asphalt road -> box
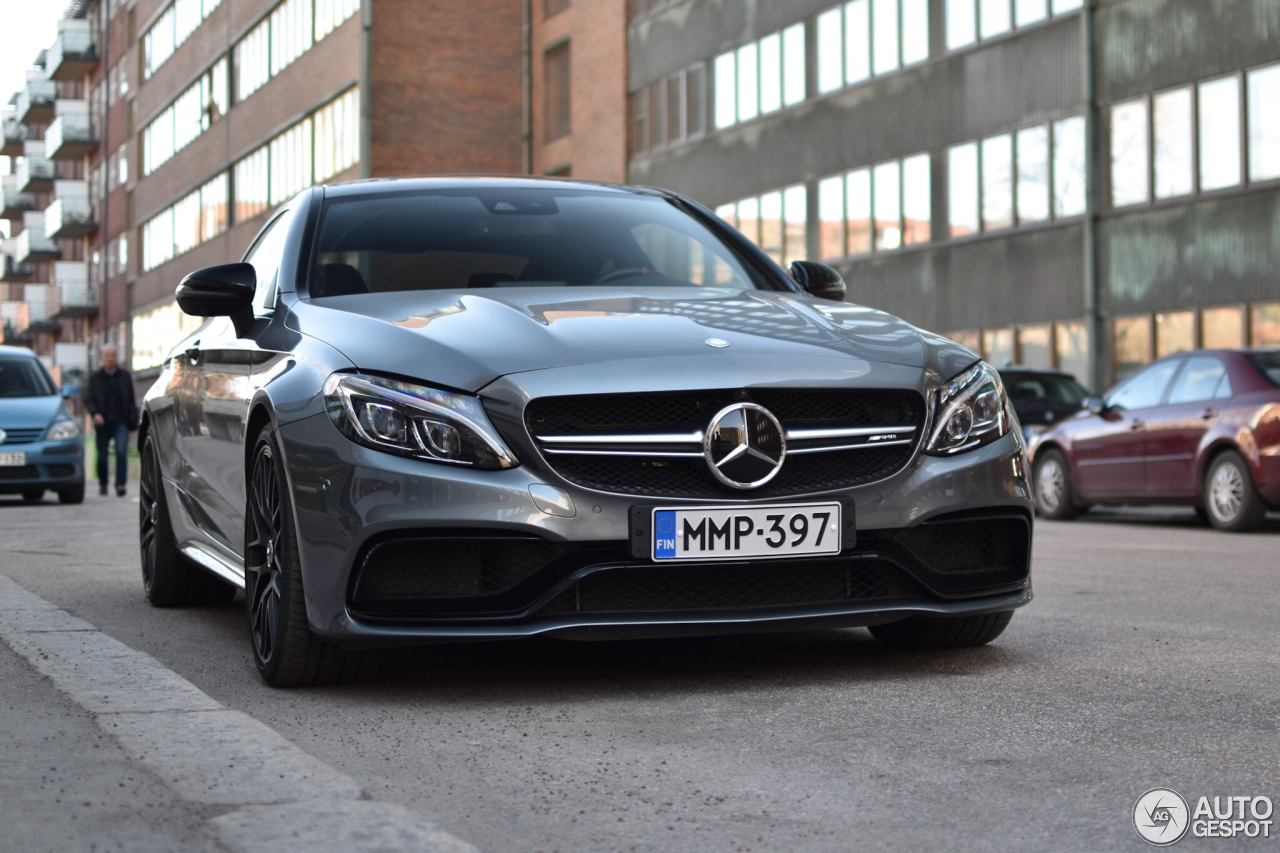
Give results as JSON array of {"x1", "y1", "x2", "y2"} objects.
[{"x1": 2, "y1": 487, "x2": 1278, "y2": 851}]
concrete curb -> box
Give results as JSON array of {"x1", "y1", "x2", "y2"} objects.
[{"x1": 0, "y1": 572, "x2": 479, "y2": 852}]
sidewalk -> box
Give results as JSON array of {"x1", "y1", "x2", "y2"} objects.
[{"x1": 0, "y1": 640, "x2": 217, "y2": 852}]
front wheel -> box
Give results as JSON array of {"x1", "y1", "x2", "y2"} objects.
[
  {"x1": 870, "y1": 611, "x2": 1015, "y2": 650},
  {"x1": 21, "y1": 489, "x2": 43, "y2": 504},
  {"x1": 58, "y1": 483, "x2": 85, "y2": 504},
  {"x1": 245, "y1": 423, "x2": 362, "y2": 687},
  {"x1": 1204, "y1": 451, "x2": 1267, "y2": 532},
  {"x1": 1033, "y1": 449, "x2": 1078, "y2": 520}
]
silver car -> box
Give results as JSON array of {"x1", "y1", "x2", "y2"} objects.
[{"x1": 139, "y1": 178, "x2": 1033, "y2": 686}]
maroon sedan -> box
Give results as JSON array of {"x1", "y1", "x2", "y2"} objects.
[{"x1": 1032, "y1": 349, "x2": 1280, "y2": 531}]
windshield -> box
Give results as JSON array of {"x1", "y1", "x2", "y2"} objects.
[
  {"x1": 0, "y1": 356, "x2": 56, "y2": 398},
  {"x1": 1002, "y1": 372, "x2": 1088, "y2": 407},
  {"x1": 308, "y1": 188, "x2": 777, "y2": 297},
  {"x1": 1247, "y1": 351, "x2": 1280, "y2": 387}
]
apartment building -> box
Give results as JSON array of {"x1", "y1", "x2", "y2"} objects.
[
  {"x1": 628, "y1": 0, "x2": 1280, "y2": 388},
  {"x1": 1, "y1": 0, "x2": 631, "y2": 390}
]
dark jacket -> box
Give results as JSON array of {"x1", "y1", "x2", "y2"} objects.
[{"x1": 85, "y1": 367, "x2": 139, "y2": 431}]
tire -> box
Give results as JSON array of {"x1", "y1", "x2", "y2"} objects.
[
  {"x1": 245, "y1": 423, "x2": 362, "y2": 687},
  {"x1": 21, "y1": 489, "x2": 44, "y2": 504},
  {"x1": 58, "y1": 483, "x2": 85, "y2": 505},
  {"x1": 1203, "y1": 450, "x2": 1267, "y2": 533},
  {"x1": 870, "y1": 611, "x2": 1015, "y2": 650},
  {"x1": 139, "y1": 433, "x2": 237, "y2": 607},
  {"x1": 1033, "y1": 449, "x2": 1078, "y2": 520}
]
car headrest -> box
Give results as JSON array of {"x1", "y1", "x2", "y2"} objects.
[{"x1": 314, "y1": 263, "x2": 368, "y2": 297}]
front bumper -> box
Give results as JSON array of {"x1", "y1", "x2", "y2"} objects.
[
  {"x1": 0, "y1": 439, "x2": 83, "y2": 494},
  {"x1": 278, "y1": 412, "x2": 1033, "y2": 643}
]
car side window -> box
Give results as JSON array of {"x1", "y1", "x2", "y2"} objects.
[
  {"x1": 1107, "y1": 360, "x2": 1181, "y2": 411},
  {"x1": 245, "y1": 210, "x2": 293, "y2": 315},
  {"x1": 1168, "y1": 357, "x2": 1228, "y2": 405},
  {"x1": 1215, "y1": 373, "x2": 1233, "y2": 400}
]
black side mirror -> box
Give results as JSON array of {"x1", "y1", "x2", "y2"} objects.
[
  {"x1": 1083, "y1": 396, "x2": 1106, "y2": 415},
  {"x1": 788, "y1": 261, "x2": 846, "y2": 302},
  {"x1": 176, "y1": 263, "x2": 256, "y2": 336}
]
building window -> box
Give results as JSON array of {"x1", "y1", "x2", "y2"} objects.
[
  {"x1": 1248, "y1": 64, "x2": 1280, "y2": 182},
  {"x1": 1198, "y1": 75, "x2": 1241, "y2": 192},
  {"x1": 1252, "y1": 303, "x2": 1280, "y2": 346},
  {"x1": 1153, "y1": 87, "x2": 1193, "y2": 199},
  {"x1": 313, "y1": 87, "x2": 360, "y2": 183},
  {"x1": 1201, "y1": 305, "x2": 1244, "y2": 348},
  {"x1": 981, "y1": 134, "x2": 1013, "y2": 231},
  {"x1": 1155, "y1": 311, "x2": 1194, "y2": 358},
  {"x1": 143, "y1": 0, "x2": 223, "y2": 79},
  {"x1": 686, "y1": 64, "x2": 706, "y2": 139},
  {"x1": 232, "y1": 87, "x2": 360, "y2": 222},
  {"x1": 818, "y1": 0, "x2": 926, "y2": 96},
  {"x1": 819, "y1": 153, "x2": 930, "y2": 260},
  {"x1": 713, "y1": 23, "x2": 805, "y2": 130},
  {"x1": 1113, "y1": 315, "x2": 1152, "y2": 380},
  {"x1": 716, "y1": 185, "x2": 808, "y2": 266},
  {"x1": 1055, "y1": 321, "x2": 1088, "y2": 385},
  {"x1": 947, "y1": 0, "x2": 1079, "y2": 51},
  {"x1": 1016, "y1": 125, "x2": 1049, "y2": 223},
  {"x1": 235, "y1": 0, "x2": 360, "y2": 102},
  {"x1": 142, "y1": 171, "x2": 228, "y2": 272},
  {"x1": 1110, "y1": 98, "x2": 1149, "y2": 207},
  {"x1": 1053, "y1": 116, "x2": 1086, "y2": 217},
  {"x1": 545, "y1": 42, "x2": 571, "y2": 140},
  {"x1": 1017, "y1": 325, "x2": 1052, "y2": 369},
  {"x1": 948, "y1": 142, "x2": 979, "y2": 238},
  {"x1": 143, "y1": 56, "x2": 229, "y2": 176}
]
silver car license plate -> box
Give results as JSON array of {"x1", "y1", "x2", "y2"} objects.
[
  {"x1": 0, "y1": 451, "x2": 26, "y2": 466},
  {"x1": 651, "y1": 503, "x2": 843, "y2": 562}
]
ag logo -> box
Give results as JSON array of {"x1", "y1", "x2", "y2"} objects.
[{"x1": 1134, "y1": 788, "x2": 1190, "y2": 846}]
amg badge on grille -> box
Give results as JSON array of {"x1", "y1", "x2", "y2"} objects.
[{"x1": 704, "y1": 403, "x2": 785, "y2": 489}]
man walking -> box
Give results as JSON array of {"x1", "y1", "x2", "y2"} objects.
[{"x1": 84, "y1": 345, "x2": 138, "y2": 497}]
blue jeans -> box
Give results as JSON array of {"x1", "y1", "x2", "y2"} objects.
[{"x1": 96, "y1": 422, "x2": 129, "y2": 489}]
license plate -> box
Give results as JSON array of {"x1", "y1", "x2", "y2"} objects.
[
  {"x1": 650, "y1": 502, "x2": 843, "y2": 562},
  {"x1": 0, "y1": 451, "x2": 26, "y2": 467}
]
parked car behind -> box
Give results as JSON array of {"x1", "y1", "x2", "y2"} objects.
[
  {"x1": 998, "y1": 367, "x2": 1089, "y2": 441},
  {"x1": 0, "y1": 344, "x2": 86, "y2": 504},
  {"x1": 1032, "y1": 349, "x2": 1280, "y2": 531}
]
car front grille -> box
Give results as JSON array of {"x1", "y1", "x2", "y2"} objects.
[
  {"x1": 0, "y1": 427, "x2": 46, "y2": 444},
  {"x1": 0, "y1": 465, "x2": 40, "y2": 481},
  {"x1": 892, "y1": 516, "x2": 1028, "y2": 575},
  {"x1": 549, "y1": 558, "x2": 923, "y2": 614},
  {"x1": 524, "y1": 389, "x2": 924, "y2": 499}
]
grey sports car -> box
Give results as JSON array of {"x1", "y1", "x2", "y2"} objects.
[{"x1": 140, "y1": 177, "x2": 1033, "y2": 686}]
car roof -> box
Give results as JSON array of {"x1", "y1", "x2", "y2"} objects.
[
  {"x1": 320, "y1": 175, "x2": 674, "y2": 201},
  {"x1": 0, "y1": 344, "x2": 38, "y2": 358}
]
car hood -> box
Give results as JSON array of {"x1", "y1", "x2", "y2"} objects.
[
  {"x1": 291, "y1": 287, "x2": 977, "y2": 393},
  {"x1": 0, "y1": 395, "x2": 62, "y2": 429}
]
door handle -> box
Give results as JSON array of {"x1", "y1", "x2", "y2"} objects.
[
  {"x1": 1128, "y1": 419, "x2": 1144, "y2": 431},
  {"x1": 1201, "y1": 408, "x2": 1218, "y2": 420}
]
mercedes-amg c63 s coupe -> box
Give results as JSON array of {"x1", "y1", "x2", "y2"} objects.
[{"x1": 139, "y1": 178, "x2": 1034, "y2": 686}]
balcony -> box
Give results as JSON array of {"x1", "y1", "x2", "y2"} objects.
[
  {"x1": 0, "y1": 301, "x2": 26, "y2": 344},
  {"x1": 45, "y1": 20, "x2": 98, "y2": 82},
  {"x1": 45, "y1": 181, "x2": 97, "y2": 239},
  {"x1": 1, "y1": 175, "x2": 36, "y2": 221},
  {"x1": 16, "y1": 141, "x2": 54, "y2": 194},
  {"x1": 1, "y1": 109, "x2": 27, "y2": 157},
  {"x1": 15, "y1": 71, "x2": 56, "y2": 125},
  {"x1": 50, "y1": 261, "x2": 97, "y2": 318},
  {"x1": 45, "y1": 102, "x2": 98, "y2": 160},
  {"x1": 1, "y1": 237, "x2": 35, "y2": 282},
  {"x1": 14, "y1": 285, "x2": 61, "y2": 336},
  {"x1": 15, "y1": 212, "x2": 60, "y2": 264}
]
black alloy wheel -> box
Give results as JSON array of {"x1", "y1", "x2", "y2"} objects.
[
  {"x1": 140, "y1": 433, "x2": 234, "y2": 607},
  {"x1": 245, "y1": 423, "x2": 361, "y2": 686}
]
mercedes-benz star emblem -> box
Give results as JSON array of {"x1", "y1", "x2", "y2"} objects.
[
  {"x1": 704, "y1": 403, "x2": 785, "y2": 489},
  {"x1": 704, "y1": 338, "x2": 730, "y2": 348}
]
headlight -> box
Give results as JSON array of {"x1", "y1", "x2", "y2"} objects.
[
  {"x1": 46, "y1": 418, "x2": 81, "y2": 441},
  {"x1": 323, "y1": 373, "x2": 518, "y2": 470},
  {"x1": 926, "y1": 362, "x2": 1010, "y2": 455}
]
